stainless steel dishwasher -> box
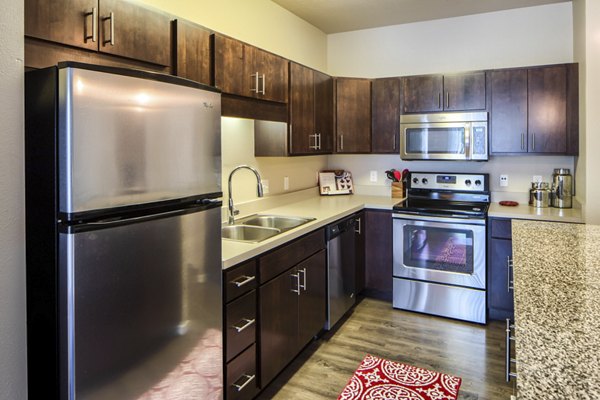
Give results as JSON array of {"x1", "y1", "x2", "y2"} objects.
[{"x1": 325, "y1": 215, "x2": 357, "y2": 330}]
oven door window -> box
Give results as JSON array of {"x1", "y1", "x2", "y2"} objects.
[
  {"x1": 403, "y1": 224, "x2": 473, "y2": 274},
  {"x1": 405, "y1": 127, "x2": 466, "y2": 155}
]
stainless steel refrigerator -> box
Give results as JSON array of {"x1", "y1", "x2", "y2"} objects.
[{"x1": 25, "y1": 62, "x2": 223, "y2": 400}]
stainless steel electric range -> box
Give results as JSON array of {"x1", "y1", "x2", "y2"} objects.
[{"x1": 392, "y1": 172, "x2": 490, "y2": 324}]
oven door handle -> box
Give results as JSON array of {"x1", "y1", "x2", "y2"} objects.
[{"x1": 392, "y1": 212, "x2": 486, "y2": 225}]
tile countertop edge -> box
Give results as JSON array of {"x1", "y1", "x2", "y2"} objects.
[
  {"x1": 488, "y1": 202, "x2": 584, "y2": 223},
  {"x1": 221, "y1": 194, "x2": 401, "y2": 269}
]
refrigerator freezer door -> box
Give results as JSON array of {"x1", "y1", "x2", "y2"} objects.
[
  {"x1": 58, "y1": 67, "x2": 221, "y2": 215},
  {"x1": 59, "y1": 206, "x2": 222, "y2": 399}
]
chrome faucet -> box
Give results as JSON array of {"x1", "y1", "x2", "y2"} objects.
[{"x1": 227, "y1": 165, "x2": 264, "y2": 225}]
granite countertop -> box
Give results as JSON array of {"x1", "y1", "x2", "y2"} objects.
[
  {"x1": 511, "y1": 220, "x2": 600, "y2": 399},
  {"x1": 488, "y1": 202, "x2": 583, "y2": 223},
  {"x1": 222, "y1": 193, "x2": 400, "y2": 269}
]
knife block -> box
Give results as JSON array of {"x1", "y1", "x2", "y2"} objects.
[{"x1": 391, "y1": 182, "x2": 405, "y2": 198}]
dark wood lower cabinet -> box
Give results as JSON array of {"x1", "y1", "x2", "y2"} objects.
[
  {"x1": 259, "y1": 250, "x2": 326, "y2": 387},
  {"x1": 227, "y1": 344, "x2": 259, "y2": 400},
  {"x1": 364, "y1": 210, "x2": 393, "y2": 300},
  {"x1": 487, "y1": 218, "x2": 514, "y2": 320},
  {"x1": 355, "y1": 211, "x2": 366, "y2": 294}
]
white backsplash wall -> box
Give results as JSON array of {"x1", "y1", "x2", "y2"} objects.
[
  {"x1": 221, "y1": 117, "x2": 326, "y2": 205},
  {"x1": 328, "y1": 154, "x2": 575, "y2": 203}
]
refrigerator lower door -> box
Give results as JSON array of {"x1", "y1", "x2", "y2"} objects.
[{"x1": 59, "y1": 206, "x2": 222, "y2": 400}]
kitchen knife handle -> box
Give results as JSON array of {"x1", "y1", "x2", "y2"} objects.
[{"x1": 84, "y1": 7, "x2": 97, "y2": 43}]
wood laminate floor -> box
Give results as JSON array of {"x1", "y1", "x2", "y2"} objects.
[{"x1": 257, "y1": 297, "x2": 516, "y2": 400}]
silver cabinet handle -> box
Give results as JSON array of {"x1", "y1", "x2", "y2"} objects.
[
  {"x1": 507, "y1": 257, "x2": 514, "y2": 292},
  {"x1": 446, "y1": 91, "x2": 450, "y2": 109},
  {"x1": 505, "y1": 319, "x2": 517, "y2": 382},
  {"x1": 85, "y1": 7, "x2": 97, "y2": 43},
  {"x1": 232, "y1": 374, "x2": 255, "y2": 392},
  {"x1": 521, "y1": 133, "x2": 525, "y2": 150},
  {"x1": 299, "y1": 268, "x2": 307, "y2": 291},
  {"x1": 317, "y1": 133, "x2": 321, "y2": 150},
  {"x1": 290, "y1": 273, "x2": 300, "y2": 295},
  {"x1": 103, "y1": 11, "x2": 114, "y2": 46},
  {"x1": 340, "y1": 134, "x2": 344, "y2": 151},
  {"x1": 250, "y1": 72, "x2": 259, "y2": 93},
  {"x1": 309, "y1": 133, "x2": 318, "y2": 150},
  {"x1": 393, "y1": 134, "x2": 397, "y2": 150},
  {"x1": 438, "y1": 92, "x2": 441, "y2": 109},
  {"x1": 231, "y1": 275, "x2": 255, "y2": 288},
  {"x1": 232, "y1": 318, "x2": 255, "y2": 333},
  {"x1": 355, "y1": 217, "x2": 361, "y2": 234},
  {"x1": 532, "y1": 132, "x2": 535, "y2": 151},
  {"x1": 261, "y1": 73, "x2": 266, "y2": 95}
]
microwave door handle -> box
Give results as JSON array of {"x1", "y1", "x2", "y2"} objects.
[{"x1": 464, "y1": 125, "x2": 471, "y2": 159}]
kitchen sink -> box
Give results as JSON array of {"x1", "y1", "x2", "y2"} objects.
[
  {"x1": 221, "y1": 225, "x2": 281, "y2": 243},
  {"x1": 239, "y1": 214, "x2": 315, "y2": 232},
  {"x1": 222, "y1": 214, "x2": 315, "y2": 243}
]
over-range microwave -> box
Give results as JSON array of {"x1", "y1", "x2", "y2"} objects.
[{"x1": 399, "y1": 112, "x2": 488, "y2": 161}]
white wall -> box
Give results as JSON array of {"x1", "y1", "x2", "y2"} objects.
[
  {"x1": 0, "y1": 0, "x2": 27, "y2": 398},
  {"x1": 573, "y1": 0, "x2": 600, "y2": 223},
  {"x1": 222, "y1": 117, "x2": 327, "y2": 207},
  {"x1": 328, "y1": 3, "x2": 573, "y2": 77},
  {"x1": 139, "y1": 0, "x2": 328, "y2": 71},
  {"x1": 327, "y1": 3, "x2": 576, "y2": 202}
]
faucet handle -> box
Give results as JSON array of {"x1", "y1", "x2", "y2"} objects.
[{"x1": 233, "y1": 209, "x2": 240, "y2": 216}]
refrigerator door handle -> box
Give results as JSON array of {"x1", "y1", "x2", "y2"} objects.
[{"x1": 81, "y1": 205, "x2": 218, "y2": 229}]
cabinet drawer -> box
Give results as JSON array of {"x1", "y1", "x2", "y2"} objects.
[
  {"x1": 259, "y1": 229, "x2": 325, "y2": 284},
  {"x1": 225, "y1": 260, "x2": 257, "y2": 303},
  {"x1": 227, "y1": 343, "x2": 259, "y2": 400},
  {"x1": 226, "y1": 290, "x2": 256, "y2": 362},
  {"x1": 490, "y1": 218, "x2": 512, "y2": 239}
]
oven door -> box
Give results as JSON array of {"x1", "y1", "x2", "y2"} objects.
[
  {"x1": 400, "y1": 121, "x2": 470, "y2": 160},
  {"x1": 393, "y1": 213, "x2": 486, "y2": 289}
]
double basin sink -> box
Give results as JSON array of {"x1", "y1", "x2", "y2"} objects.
[{"x1": 222, "y1": 214, "x2": 315, "y2": 243}]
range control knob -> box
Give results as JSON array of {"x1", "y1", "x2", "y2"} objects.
[
  {"x1": 475, "y1": 179, "x2": 482, "y2": 186},
  {"x1": 465, "y1": 179, "x2": 472, "y2": 186},
  {"x1": 412, "y1": 177, "x2": 419, "y2": 184},
  {"x1": 421, "y1": 178, "x2": 428, "y2": 184}
]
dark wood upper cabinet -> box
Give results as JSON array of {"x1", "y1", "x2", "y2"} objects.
[
  {"x1": 490, "y1": 64, "x2": 577, "y2": 155},
  {"x1": 528, "y1": 66, "x2": 567, "y2": 153},
  {"x1": 289, "y1": 63, "x2": 333, "y2": 155},
  {"x1": 490, "y1": 69, "x2": 528, "y2": 153},
  {"x1": 402, "y1": 72, "x2": 485, "y2": 113},
  {"x1": 336, "y1": 77, "x2": 371, "y2": 153},
  {"x1": 25, "y1": 0, "x2": 98, "y2": 51},
  {"x1": 172, "y1": 19, "x2": 211, "y2": 86},
  {"x1": 443, "y1": 72, "x2": 486, "y2": 111},
  {"x1": 313, "y1": 70, "x2": 334, "y2": 153},
  {"x1": 246, "y1": 46, "x2": 289, "y2": 103},
  {"x1": 213, "y1": 34, "x2": 245, "y2": 96},
  {"x1": 214, "y1": 34, "x2": 288, "y2": 103},
  {"x1": 402, "y1": 74, "x2": 443, "y2": 113},
  {"x1": 371, "y1": 77, "x2": 401, "y2": 153},
  {"x1": 25, "y1": 0, "x2": 171, "y2": 66}
]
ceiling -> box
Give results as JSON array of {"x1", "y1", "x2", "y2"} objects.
[{"x1": 271, "y1": 0, "x2": 571, "y2": 34}]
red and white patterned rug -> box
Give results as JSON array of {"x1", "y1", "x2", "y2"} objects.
[{"x1": 338, "y1": 354, "x2": 462, "y2": 400}]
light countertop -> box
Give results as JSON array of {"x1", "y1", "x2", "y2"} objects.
[
  {"x1": 511, "y1": 220, "x2": 600, "y2": 399},
  {"x1": 488, "y1": 202, "x2": 583, "y2": 223},
  {"x1": 222, "y1": 194, "x2": 400, "y2": 269}
]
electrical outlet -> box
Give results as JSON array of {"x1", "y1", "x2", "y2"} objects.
[
  {"x1": 283, "y1": 176, "x2": 289, "y2": 191},
  {"x1": 500, "y1": 174, "x2": 509, "y2": 187},
  {"x1": 370, "y1": 170, "x2": 378, "y2": 182},
  {"x1": 532, "y1": 175, "x2": 542, "y2": 183},
  {"x1": 261, "y1": 179, "x2": 269, "y2": 194}
]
